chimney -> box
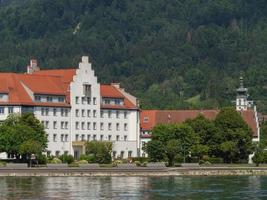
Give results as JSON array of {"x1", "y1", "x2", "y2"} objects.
[{"x1": 27, "y1": 59, "x2": 40, "y2": 74}]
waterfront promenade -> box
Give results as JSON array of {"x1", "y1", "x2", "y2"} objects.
[{"x1": 1, "y1": 166, "x2": 267, "y2": 176}]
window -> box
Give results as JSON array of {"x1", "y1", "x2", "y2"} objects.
[
  {"x1": 108, "y1": 135, "x2": 112, "y2": 141},
  {"x1": 93, "y1": 122, "x2": 97, "y2": 130},
  {"x1": 87, "y1": 134, "x2": 91, "y2": 141},
  {"x1": 100, "y1": 122, "x2": 104, "y2": 130},
  {"x1": 76, "y1": 122, "x2": 79, "y2": 130},
  {"x1": 87, "y1": 122, "x2": 91, "y2": 130},
  {"x1": 61, "y1": 122, "x2": 64, "y2": 129},
  {"x1": 93, "y1": 110, "x2": 97, "y2": 117},
  {"x1": 128, "y1": 151, "x2": 132, "y2": 158},
  {"x1": 115, "y1": 99, "x2": 120, "y2": 105},
  {"x1": 104, "y1": 99, "x2": 110, "y2": 104},
  {"x1": 87, "y1": 97, "x2": 91, "y2": 104},
  {"x1": 100, "y1": 135, "x2": 103, "y2": 141},
  {"x1": 65, "y1": 122, "x2": 68, "y2": 129},
  {"x1": 116, "y1": 135, "x2": 119, "y2": 141},
  {"x1": 81, "y1": 134, "x2": 85, "y2": 141},
  {"x1": 82, "y1": 97, "x2": 86, "y2": 104},
  {"x1": 75, "y1": 109, "x2": 79, "y2": 117},
  {"x1": 113, "y1": 151, "x2": 116, "y2": 158},
  {"x1": 65, "y1": 134, "x2": 68, "y2": 142},
  {"x1": 144, "y1": 117, "x2": 149, "y2": 122},
  {"x1": 93, "y1": 97, "x2": 96, "y2": 105},
  {"x1": 41, "y1": 108, "x2": 45, "y2": 116},
  {"x1": 116, "y1": 123, "x2": 120, "y2": 131},
  {"x1": 100, "y1": 110, "x2": 104, "y2": 118},
  {"x1": 35, "y1": 96, "x2": 41, "y2": 102},
  {"x1": 124, "y1": 111, "x2": 127, "y2": 119},
  {"x1": 47, "y1": 151, "x2": 51, "y2": 157},
  {"x1": 47, "y1": 96, "x2": 52, "y2": 102},
  {"x1": 55, "y1": 151, "x2": 60, "y2": 157},
  {"x1": 82, "y1": 109, "x2": 85, "y2": 117},
  {"x1": 53, "y1": 108, "x2": 57, "y2": 116},
  {"x1": 124, "y1": 123, "x2": 128, "y2": 131},
  {"x1": 108, "y1": 110, "x2": 111, "y2": 118},
  {"x1": 45, "y1": 121, "x2": 49, "y2": 129},
  {"x1": 61, "y1": 134, "x2": 64, "y2": 142},
  {"x1": 0, "y1": 107, "x2": 4, "y2": 114},
  {"x1": 64, "y1": 151, "x2": 68, "y2": 155},
  {"x1": 116, "y1": 111, "x2": 119, "y2": 118},
  {"x1": 65, "y1": 109, "x2": 68, "y2": 117},
  {"x1": 87, "y1": 110, "x2": 91, "y2": 117},
  {"x1": 108, "y1": 123, "x2": 112, "y2": 130},
  {"x1": 93, "y1": 134, "x2": 96, "y2": 140},
  {"x1": 53, "y1": 134, "x2": 57, "y2": 142},
  {"x1": 120, "y1": 151, "x2": 124, "y2": 158},
  {"x1": 75, "y1": 96, "x2": 79, "y2": 104},
  {"x1": 53, "y1": 121, "x2": 57, "y2": 129},
  {"x1": 75, "y1": 134, "x2": 79, "y2": 141},
  {"x1": 81, "y1": 122, "x2": 85, "y2": 130},
  {"x1": 8, "y1": 107, "x2": 13, "y2": 114},
  {"x1": 61, "y1": 108, "x2": 64, "y2": 116},
  {"x1": 45, "y1": 108, "x2": 49, "y2": 116},
  {"x1": 83, "y1": 84, "x2": 91, "y2": 96},
  {"x1": 58, "y1": 97, "x2": 64, "y2": 102},
  {"x1": 124, "y1": 135, "x2": 127, "y2": 141}
]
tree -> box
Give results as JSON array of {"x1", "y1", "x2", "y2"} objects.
[
  {"x1": 0, "y1": 113, "x2": 47, "y2": 161},
  {"x1": 215, "y1": 107, "x2": 253, "y2": 163},
  {"x1": 85, "y1": 141, "x2": 112, "y2": 164},
  {"x1": 146, "y1": 140, "x2": 166, "y2": 162},
  {"x1": 166, "y1": 139, "x2": 181, "y2": 166}
]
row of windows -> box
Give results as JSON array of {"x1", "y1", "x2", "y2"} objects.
[
  {"x1": 75, "y1": 134, "x2": 128, "y2": 142},
  {"x1": 75, "y1": 96, "x2": 97, "y2": 105},
  {"x1": 75, "y1": 122, "x2": 128, "y2": 131},
  {"x1": 46, "y1": 150, "x2": 132, "y2": 158},
  {"x1": 41, "y1": 108, "x2": 69, "y2": 117},
  {"x1": 0, "y1": 107, "x2": 14, "y2": 115},
  {"x1": 42, "y1": 121, "x2": 69, "y2": 130},
  {"x1": 75, "y1": 109, "x2": 128, "y2": 119},
  {"x1": 49, "y1": 134, "x2": 69, "y2": 142},
  {"x1": 102, "y1": 98, "x2": 123, "y2": 106},
  {"x1": 35, "y1": 95, "x2": 65, "y2": 103}
]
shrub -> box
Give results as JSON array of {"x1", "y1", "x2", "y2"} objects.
[
  {"x1": 0, "y1": 161, "x2": 6, "y2": 167},
  {"x1": 141, "y1": 162, "x2": 147, "y2": 167},
  {"x1": 68, "y1": 162, "x2": 79, "y2": 167},
  {"x1": 79, "y1": 154, "x2": 96, "y2": 163},
  {"x1": 59, "y1": 154, "x2": 74, "y2": 164},
  {"x1": 204, "y1": 161, "x2": 211, "y2": 166},
  {"x1": 132, "y1": 157, "x2": 149, "y2": 163},
  {"x1": 77, "y1": 160, "x2": 88, "y2": 164},
  {"x1": 135, "y1": 161, "x2": 141, "y2": 167},
  {"x1": 203, "y1": 157, "x2": 223, "y2": 164},
  {"x1": 50, "y1": 158, "x2": 62, "y2": 164},
  {"x1": 199, "y1": 160, "x2": 205, "y2": 165},
  {"x1": 37, "y1": 154, "x2": 47, "y2": 165},
  {"x1": 174, "y1": 163, "x2": 181, "y2": 167}
]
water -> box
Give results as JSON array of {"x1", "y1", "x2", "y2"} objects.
[{"x1": 0, "y1": 176, "x2": 267, "y2": 200}]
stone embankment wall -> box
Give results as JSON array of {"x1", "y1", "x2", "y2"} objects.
[{"x1": 1, "y1": 168, "x2": 267, "y2": 176}]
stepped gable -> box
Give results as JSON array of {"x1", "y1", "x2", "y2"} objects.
[{"x1": 141, "y1": 109, "x2": 258, "y2": 138}]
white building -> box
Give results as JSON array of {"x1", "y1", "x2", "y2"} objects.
[{"x1": 0, "y1": 56, "x2": 140, "y2": 159}]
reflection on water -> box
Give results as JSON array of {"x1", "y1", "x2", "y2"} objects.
[{"x1": 1, "y1": 176, "x2": 267, "y2": 200}]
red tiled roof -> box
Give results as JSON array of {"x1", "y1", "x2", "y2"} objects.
[
  {"x1": 141, "y1": 109, "x2": 258, "y2": 137},
  {"x1": 100, "y1": 85, "x2": 125, "y2": 98},
  {"x1": 0, "y1": 68, "x2": 137, "y2": 109}
]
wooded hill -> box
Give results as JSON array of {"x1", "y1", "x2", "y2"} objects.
[{"x1": 0, "y1": 0, "x2": 266, "y2": 112}]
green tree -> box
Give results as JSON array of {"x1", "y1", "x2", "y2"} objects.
[
  {"x1": 85, "y1": 141, "x2": 112, "y2": 164},
  {"x1": 0, "y1": 113, "x2": 47, "y2": 161},
  {"x1": 215, "y1": 107, "x2": 253, "y2": 163},
  {"x1": 146, "y1": 140, "x2": 166, "y2": 162}
]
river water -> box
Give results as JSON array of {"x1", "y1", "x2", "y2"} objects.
[{"x1": 0, "y1": 176, "x2": 267, "y2": 200}]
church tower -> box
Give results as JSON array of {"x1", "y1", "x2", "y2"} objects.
[{"x1": 235, "y1": 75, "x2": 253, "y2": 111}]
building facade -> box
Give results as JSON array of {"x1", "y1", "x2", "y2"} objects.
[{"x1": 0, "y1": 56, "x2": 140, "y2": 159}]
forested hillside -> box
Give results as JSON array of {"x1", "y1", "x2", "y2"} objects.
[{"x1": 0, "y1": 0, "x2": 266, "y2": 112}]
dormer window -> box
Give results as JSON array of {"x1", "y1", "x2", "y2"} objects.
[
  {"x1": 58, "y1": 97, "x2": 64, "y2": 102},
  {"x1": 35, "y1": 96, "x2": 41, "y2": 102},
  {"x1": 47, "y1": 96, "x2": 52, "y2": 102},
  {"x1": 144, "y1": 117, "x2": 149, "y2": 123}
]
